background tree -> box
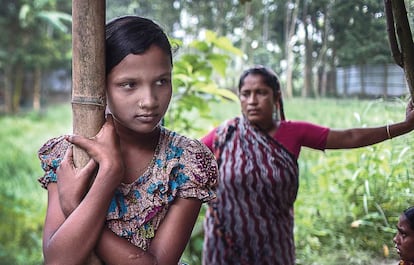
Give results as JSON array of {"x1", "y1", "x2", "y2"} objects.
[
  {"x1": 385, "y1": 0, "x2": 414, "y2": 99},
  {"x1": 0, "y1": 0, "x2": 71, "y2": 114}
]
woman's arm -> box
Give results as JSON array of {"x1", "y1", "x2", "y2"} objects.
[
  {"x1": 326, "y1": 101, "x2": 414, "y2": 149},
  {"x1": 96, "y1": 198, "x2": 202, "y2": 265},
  {"x1": 200, "y1": 128, "x2": 215, "y2": 151}
]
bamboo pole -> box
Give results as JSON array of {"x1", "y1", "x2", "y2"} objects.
[
  {"x1": 72, "y1": 0, "x2": 106, "y2": 167},
  {"x1": 72, "y1": 1, "x2": 105, "y2": 264}
]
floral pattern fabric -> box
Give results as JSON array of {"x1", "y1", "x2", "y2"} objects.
[{"x1": 38, "y1": 127, "x2": 217, "y2": 250}]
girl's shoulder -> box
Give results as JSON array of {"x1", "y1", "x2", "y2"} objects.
[
  {"x1": 37, "y1": 135, "x2": 70, "y2": 189},
  {"x1": 161, "y1": 127, "x2": 212, "y2": 154},
  {"x1": 158, "y1": 127, "x2": 217, "y2": 198}
]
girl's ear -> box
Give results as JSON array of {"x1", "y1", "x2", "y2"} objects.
[{"x1": 105, "y1": 105, "x2": 112, "y2": 116}]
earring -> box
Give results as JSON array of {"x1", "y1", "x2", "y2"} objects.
[{"x1": 273, "y1": 105, "x2": 279, "y2": 121}]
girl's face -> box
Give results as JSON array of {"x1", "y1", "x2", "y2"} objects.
[
  {"x1": 239, "y1": 74, "x2": 279, "y2": 130},
  {"x1": 106, "y1": 45, "x2": 172, "y2": 135},
  {"x1": 394, "y1": 214, "x2": 414, "y2": 262}
]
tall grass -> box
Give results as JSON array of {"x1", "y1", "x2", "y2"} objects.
[
  {"x1": 0, "y1": 104, "x2": 71, "y2": 265},
  {"x1": 284, "y1": 97, "x2": 413, "y2": 264}
]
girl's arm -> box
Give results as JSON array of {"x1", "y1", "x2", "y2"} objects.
[
  {"x1": 42, "y1": 116, "x2": 124, "y2": 265},
  {"x1": 43, "y1": 173, "x2": 117, "y2": 265},
  {"x1": 96, "y1": 198, "x2": 202, "y2": 265}
]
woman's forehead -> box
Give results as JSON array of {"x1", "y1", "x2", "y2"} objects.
[{"x1": 241, "y1": 74, "x2": 270, "y2": 88}]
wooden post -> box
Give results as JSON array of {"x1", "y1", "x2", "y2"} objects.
[
  {"x1": 72, "y1": 1, "x2": 105, "y2": 264},
  {"x1": 72, "y1": 0, "x2": 106, "y2": 167}
]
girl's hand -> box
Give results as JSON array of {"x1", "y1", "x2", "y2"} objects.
[
  {"x1": 57, "y1": 146, "x2": 97, "y2": 217},
  {"x1": 66, "y1": 115, "x2": 125, "y2": 189}
]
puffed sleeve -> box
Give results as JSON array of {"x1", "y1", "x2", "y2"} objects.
[
  {"x1": 37, "y1": 136, "x2": 70, "y2": 189},
  {"x1": 175, "y1": 139, "x2": 218, "y2": 202}
]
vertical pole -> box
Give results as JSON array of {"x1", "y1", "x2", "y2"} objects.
[
  {"x1": 72, "y1": 1, "x2": 105, "y2": 264},
  {"x1": 72, "y1": 0, "x2": 106, "y2": 168}
]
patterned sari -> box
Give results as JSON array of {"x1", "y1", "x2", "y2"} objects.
[{"x1": 203, "y1": 117, "x2": 299, "y2": 265}]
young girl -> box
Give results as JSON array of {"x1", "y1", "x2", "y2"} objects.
[
  {"x1": 38, "y1": 16, "x2": 217, "y2": 265},
  {"x1": 394, "y1": 206, "x2": 414, "y2": 265}
]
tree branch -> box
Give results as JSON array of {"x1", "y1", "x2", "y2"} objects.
[
  {"x1": 384, "y1": 0, "x2": 403, "y2": 67},
  {"x1": 391, "y1": 0, "x2": 414, "y2": 99}
]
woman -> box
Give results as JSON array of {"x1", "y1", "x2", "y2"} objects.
[
  {"x1": 201, "y1": 66, "x2": 414, "y2": 265},
  {"x1": 38, "y1": 16, "x2": 217, "y2": 265},
  {"x1": 394, "y1": 206, "x2": 414, "y2": 265}
]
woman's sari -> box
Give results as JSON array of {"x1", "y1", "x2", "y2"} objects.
[{"x1": 203, "y1": 117, "x2": 299, "y2": 265}]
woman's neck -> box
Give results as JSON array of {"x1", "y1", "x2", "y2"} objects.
[{"x1": 259, "y1": 120, "x2": 278, "y2": 135}]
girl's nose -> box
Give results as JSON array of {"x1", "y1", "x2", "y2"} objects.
[
  {"x1": 138, "y1": 87, "x2": 158, "y2": 109},
  {"x1": 393, "y1": 234, "x2": 398, "y2": 244}
]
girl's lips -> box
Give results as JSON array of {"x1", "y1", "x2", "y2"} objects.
[
  {"x1": 395, "y1": 245, "x2": 401, "y2": 254},
  {"x1": 135, "y1": 114, "x2": 158, "y2": 123}
]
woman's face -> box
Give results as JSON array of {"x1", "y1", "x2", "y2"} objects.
[
  {"x1": 239, "y1": 74, "x2": 278, "y2": 129},
  {"x1": 106, "y1": 45, "x2": 172, "y2": 135},
  {"x1": 394, "y1": 214, "x2": 414, "y2": 262}
]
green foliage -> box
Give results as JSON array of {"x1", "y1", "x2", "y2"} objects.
[
  {"x1": 165, "y1": 31, "x2": 242, "y2": 138},
  {"x1": 330, "y1": 1, "x2": 392, "y2": 66},
  {"x1": 0, "y1": 104, "x2": 71, "y2": 265},
  {"x1": 292, "y1": 98, "x2": 412, "y2": 264}
]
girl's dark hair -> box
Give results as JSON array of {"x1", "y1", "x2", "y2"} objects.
[
  {"x1": 105, "y1": 16, "x2": 172, "y2": 75},
  {"x1": 403, "y1": 206, "x2": 414, "y2": 230},
  {"x1": 238, "y1": 65, "x2": 286, "y2": 120}
]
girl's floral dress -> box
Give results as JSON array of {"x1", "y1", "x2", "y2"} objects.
[{"x1": 38, "y1": 127, "x2": 218, "y2": 250}]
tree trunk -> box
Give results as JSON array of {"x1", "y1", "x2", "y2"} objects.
[
  {"x1": 72, "y1": 0, "x2": 106, "y2": 264},
  {"x1": 12, "y1": 64, "x2": 24, "y2": 114},
  {"x1": 385, "y1": 0, "x2": 414, "y2": 99},
  {"x1": 33, "y1": 66, "x2": 41, "y2": 111},
  {"x1": 241, "y1": 2, "x2": 252, "y2": 65},
  {"x1": 302, "y1": 0, "x2": 312, "y2": 98},
  {"x1": 284, "y1": 0, "x2": 300, "y2": 98},
  {"x1": 3, "y1": 66, "x2": 12, "y2": 114},
  {"x1": 392, "y1": 0, "x2": 414, "y2": 99}
]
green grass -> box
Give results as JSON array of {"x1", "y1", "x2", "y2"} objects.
[{"x1": 0, "y1": 104, "x2": 72, "y2": 265}]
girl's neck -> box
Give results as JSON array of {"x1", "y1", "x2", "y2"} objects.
[
  {"x1": 400, "y1": 260, "x2": 414, "y2": 265},
  {"x1": 116, "y1": 123, "x2": 161, "y2": 149}
]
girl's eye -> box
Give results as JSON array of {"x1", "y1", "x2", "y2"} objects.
[
  {"x1": 155, "y1": 78, "x2": 170, "y2": 86},
  {"x1": 120, "y1": 82, "x2": 135, "y2": 89}
]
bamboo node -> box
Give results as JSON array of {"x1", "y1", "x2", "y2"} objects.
[{"x1": 72, "y1": 96, "x2": 105, "y2": 107}]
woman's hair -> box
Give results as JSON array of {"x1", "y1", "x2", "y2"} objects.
[
  {"x1": 105, "y1": 16, "x2": 172, "y2": 75},
  {"x1": 238, "y1": 66, "x2": 286, "y2": 120},
  {"x1": 403, "y1": 206, "x2": 414, "y2": 230}
]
